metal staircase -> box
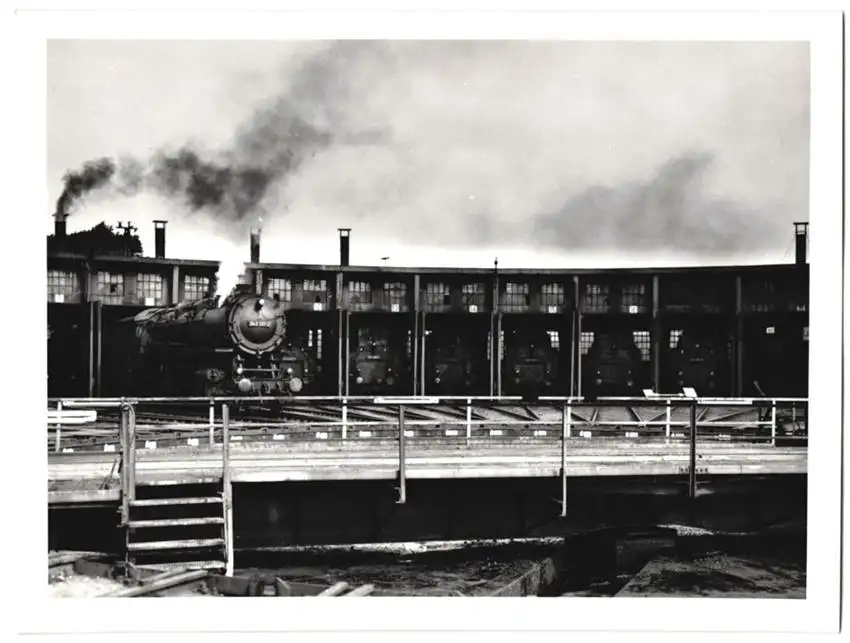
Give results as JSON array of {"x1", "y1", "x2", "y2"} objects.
[{"x1": 119, "y1": 403, "x2": 234, "y2": 574}]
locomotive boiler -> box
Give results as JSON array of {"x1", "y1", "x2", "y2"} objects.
[{"x1": 129, "y1": 285, "x2": 313, "y2": 397}]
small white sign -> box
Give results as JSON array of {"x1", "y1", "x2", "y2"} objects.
[
  {"x1": 391, "y1": 303, "x2": 400, "y2": 313},
  {"x1": 144, "y1": 297, "x2": 155, "y2": 306},
  {"x1": 187, "y1": 438, "x2": 199, "y2": 447},
  {"x1": 272, "y1": 434, "x2": 286, "y2": 441},
  {"x1": 579, "y1": 430, "x2": 592, "y2": 438},
  {"x1": 103, "y1": 444, "x2": 115, "y2": 452},
  {"x1": 468, "y1": 304, "x2": 478, "y2": 313},
  {"x1": 62, "y1": 448, "x2": 75, "y2": 453},
  {"x1": 230, "y1": 435, "x2": 243, "y2": 441},
  {"x1": 358, "y1": 430, "x2": 372, "y2": 438},
  {"x1": 625, "y1": 431, "x2": 639, "y2": 438},
  {"x1": 316, "y1": 431, "x2": 329, "y2": 440},
  {"x1": 404, "y1": 430, "x2": 415, "y2": 438},
  {"x1": 628, "y1": 305, "x2": 639, "y2": 314},
  {"x1": 445, "y1": 429, "x2": 459, "y2": 437},
  {"x1": 489, "y1": 429, "x2": 504, "y2": 437},
  {"x1": 547, "y1": 305, "x2": 558, "y2": 314},
  {"x1": 145, "y1": 441, "x2": 157, "y2": 450},
  {"x1": 766, "y1": 326, "x2": 776, "y2": 335},
  {"x1": 313, "y1": 302, "x2": 324, "y2": 311},
  {"x1": 533, "y1": 430, "x2": 547, "y2": 437},
  {"x1": 53, "y1": 293, "x2": 65, "y2": 303}
]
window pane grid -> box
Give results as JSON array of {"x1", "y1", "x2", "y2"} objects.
[
  {"x1": 462, "y1": 283, "x2": 485, "y2": 308},
  {"x1": 541, "y1": 283, "x2": 565, "y2": 308},
  {"x1": 583, "y1": 284, "x2": 609, "y2": 312},
  {"x1": 136, "y1": 273, "x2": 164, "y2": 305},
  {"x1": 47, "y1": 269, "x2": 80, "y2": 302},
  {"x1": 632, "y1": 330, "x2": 651, "y2": 361},
  {"x1": 267, "y1": 278, "x2": 292, "y2": 302},
  {"x1": 580, "y1": 331, "x2": 595, "y2": 355},
  {"x1": 425, "y1": 282, "x2": 451, "y2": 309},
  {"x1": 349, "y1": 281, "x2": 372, "y2": 305},
  {"x1": 184, "y1": 275, "x2": 210, "y2": 302},
  {"x1": 94, "y1": 271, "x2": 124, "y2": 305},
  {"x1": 503, "y1": 282, "x2": 529, "y2": 311}
]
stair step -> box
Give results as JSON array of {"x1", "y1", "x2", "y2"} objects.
[
  {"x1": 129, "y1": 517, "x2": 225, "y2": 529},
  {"x1": 130, "y1": 497, "x2": 222, "y2": 507},
  {"x1": 127, "y1": 538, "x2": 225, "y2": 552}
]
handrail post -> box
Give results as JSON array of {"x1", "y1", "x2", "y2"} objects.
[
  {"x1": 222, "y1": 403, "x2": 234, "y2": 576},
  {"x1": 770, "y1": 399, "x2": 777, "y2": 446},
  {"x1": 397, "y1": 405, "x2": 406, "y2": 504},
  {"x1": 665, "y1": 400, "x2": 672, "y2": 442},
  {"x1": 342, "y1": 399, "x2": 348, "y2": 440},
  {"x1": 209, "y1": 399, "x2": 215, "y2": 447},
  {"x1": 688, "y1": 402, "x2": 697, "y2": 500},
  {"x1": 566, "y1": 400, "x2": 572, "y2": 438},
  {"x1": 126, "y1": 402, "x2": 136, "y2": 504},
  {"x1": 119, "y1": 404, "x2": 130, "y2": 527},
  {"x1": 54, "y1": 400, "x2": 62, "y2": 453},
  {"x1": 560, "y1": 403, "x2": 568, "y2": 517},
  {"x1": 466, "y1": 398, "x2": 472, "y2": 441}
]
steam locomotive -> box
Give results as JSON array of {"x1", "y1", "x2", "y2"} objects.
[
  {"x1": 502, "y1": 329, "x2": 559, "y2": 396},
  {"x1": 582, "y1": 331, "x2": 647, "y2": 398},
  {"x1": 666, "y1": 329, "x2": 732, "y2": 396},
  {"x1": 128, "y1": 285, "x2": 314, "y2": 397},
  {"x1": 425, "y1": 331, "x2": 477, "y2": 394},
  {"x1": 349, "y1": 326, "x2": 408, "y2": 394}
]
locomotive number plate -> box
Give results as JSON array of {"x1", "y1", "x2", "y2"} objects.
[{"x1": 248, "y1": 320, "x2": 272, "y2": 328}]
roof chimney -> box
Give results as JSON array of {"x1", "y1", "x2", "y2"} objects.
[
  {"x1": 153, "y1": 220, "x2": 167, "y2": 258},
  {"x1": 54, "y1": 212, "x2": 67, "y2": 239},
  {"x1": 250, "y1": 228, "x2": 261, "y2": 263},
  {"x1": 338, "y1": 228, "x2": 350, "y2": 267},
  {"x1": 794, "y1": 222, "x2": 808, "y2": 265}
]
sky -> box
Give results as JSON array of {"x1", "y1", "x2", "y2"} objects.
[{"x1": 47, "y1": 39, "x2": 810, "y2": 288}]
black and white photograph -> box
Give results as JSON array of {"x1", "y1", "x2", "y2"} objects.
[{"x1": 8, "y1": 5, "x2": 843, "y2": 639}]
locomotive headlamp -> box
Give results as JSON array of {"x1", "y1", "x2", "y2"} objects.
[
  {"x1": 255, "y1": 298, "x2": 265, "y2": 311},
  {"x1": 289, "y1": 377, "x2": 303, "y2": 393},
  {"x1": 238, "y1": 377, "x2": 253, "y2": 393},
  {"x1": 236, "y1": 366, "x2": 244, "y2": 375},
  {"x1": 435, "y1": 377, "x2": 441, "y2": 384},
  {"x1": 356, "y1": 376, "x2": 364, "y2": 384},
  {"x1": 287, "y1": 367, "x2": 293, "y2": 374},
  {"x1": 387, "y1": 377, "x2": 395, "y2": 386}
]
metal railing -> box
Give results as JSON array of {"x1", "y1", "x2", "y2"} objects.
[
  {"x1": 47, "y1": 394, "x2": 808, "y2": 521},
  {"x1": 47, "y1": 394, "x2": 808, "y2": 453}
]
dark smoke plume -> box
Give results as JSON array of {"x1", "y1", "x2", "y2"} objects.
[
  {"x1": 55, "y1": 157, "x2": 116, "y2": 214},
  {"x1": 53, "y1": 42, "x2": 377, "y2": 232},
  {"x1": 528, "y1": 152, "x2": 780, "y2": 258}
]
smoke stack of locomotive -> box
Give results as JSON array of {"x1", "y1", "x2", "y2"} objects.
[
  {"x1": 153, "y1": 220, "x2": 167, "y2": 258},
  {"x1": 338, "y1": 228, "x2": 350, "y2": 267},
  {"x1": 794, "y1": 222, "x2": 808, "y2": 265},
  {"x1": 250, "y1": 228, "x2": 261, "y2": 263}
]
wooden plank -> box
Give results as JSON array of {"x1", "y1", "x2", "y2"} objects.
[
  {"x1": 105, "y1": 570, "x2": 209, "y2": 597},
  {"x1": 127, "y1": 538, "x2": 225, "y2": 552},
  {"x1": 343, "y1": 584, "x2": 375, "y2": 597},
  {"x1": 318, "y1": 582, "x2": 351, "y2": 596},
  {"x1": 129, "y1": 517, "x2": 225, "y2": 528}
]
